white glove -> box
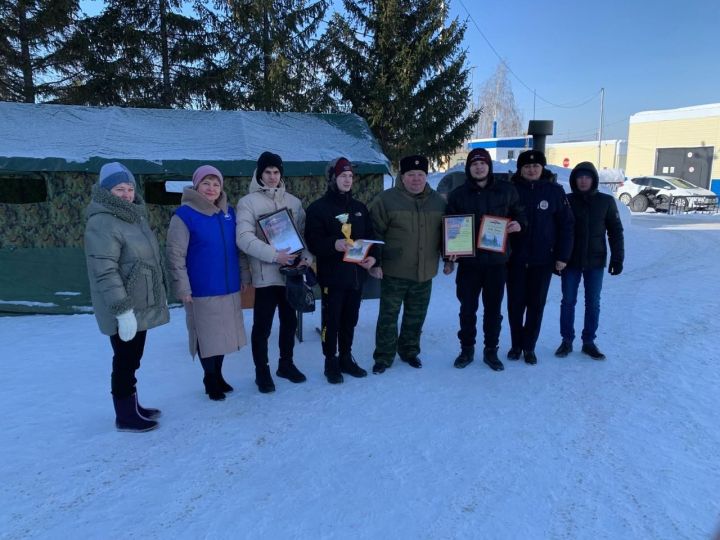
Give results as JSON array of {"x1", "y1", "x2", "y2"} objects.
[{"x1": 116, "y1": 310, "x2": 138, "y2": 342}]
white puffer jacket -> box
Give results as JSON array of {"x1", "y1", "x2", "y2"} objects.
[{"x1": 235, "y1": 171, "x2": 313, "y2": 288}]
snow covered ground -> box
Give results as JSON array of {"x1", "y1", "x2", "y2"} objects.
[{"x1": 2, "y1": 212, "x2": 719, "y2": 539}]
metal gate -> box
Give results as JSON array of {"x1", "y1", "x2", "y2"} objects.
[{"x1": 655, "y1": 146, "x2": 714, "y2": 188}]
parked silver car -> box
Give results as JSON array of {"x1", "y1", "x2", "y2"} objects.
[{"x1": 616, "y1": 175, "x2": 717, "y2": 209}]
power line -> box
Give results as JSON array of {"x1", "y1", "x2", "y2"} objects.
[
  {"x1": 456, "y1": 0, "x2": 600, "y2": 109},
  {"x1": 553, "y1": 117, "x2": 629, "y2": 141}
]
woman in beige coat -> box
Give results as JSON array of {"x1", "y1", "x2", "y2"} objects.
[
  {"x1": 166, "y1": 165, "x2": 247, "y2": 401},
  {"x1": 85, "y1": 162, "x2": 169, "y2": 432}
]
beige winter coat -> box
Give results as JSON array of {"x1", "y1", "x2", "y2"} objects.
[
  {"x1": 84, "y1": 185, "x2": 170, "y2": 336},
  {"x1": 166, "y1": 188, "x2": 247, "y2": 358},
  {"x1": 235, "y1": 172, "x2": 313, "y2": 288}
]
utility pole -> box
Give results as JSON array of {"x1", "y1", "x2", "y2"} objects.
[
  {"x1": 597, "y1": 87, "x2": 605, "y2": 166},
  {"x1": 533, "y1": 89, "x2": 536, "y2": 120}
]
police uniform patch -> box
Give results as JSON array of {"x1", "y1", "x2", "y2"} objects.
[{"x1": 539, "y1": 200, "x2": 549, "y2": 210}]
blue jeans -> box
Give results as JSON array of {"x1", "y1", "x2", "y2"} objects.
[{"x1": 560, "y1": 267, "x2": 604, "y2": 344}]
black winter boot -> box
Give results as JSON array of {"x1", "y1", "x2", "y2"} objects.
[
  {"x1": 454, "y1": 346, "x2": 475, "y2": 369},
  {"x1": 524, "y1": 350, "x2": 537, "y2": 365},
  {"x1": 215, "y1": 357, "x2": 234, "y2": 393},
  {"x1": 113, "y1": 395, "x2": 158, "y2": 432},
  {"x1": 276, "y1": 359, "x2": 307, "y2": 383},
  {"x1": 324, "y1": 356, "x2": 344, "y2": 384},
  {"x1": 255, "y1": 364, "x2": 276, "y2": 393},
  {"x1": 339, "y1": 353, "x2": 367, "y2": 378},
  {"x1": 372, "y1": 363, "x2": 387, "y2": 374},
  {"x1": 581, "y1": 342, "x2": 606, "y2": 360},
  {"x1": 201, "y1": 356, "x2": 226, "y2": 400},
  {"x1": 400, "y1": 357, "x2": 422, "y2": 368},
  {"x1": 555, "y1": 341, "x2": 573, "y2": 358},
  {"x1": 203, "y1": 374, "x2": 226, "y2": 401},
  {"x1": 483, "y1": 348, "x2": 504, "y2": 371},
  {"x1": 135, "y1": 393, "x2": 161, "y2": 420},
  {"x1": 507, "y1": 347, "x2": 522, "y2": 360}
]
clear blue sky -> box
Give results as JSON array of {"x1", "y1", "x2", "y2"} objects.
[
  {"x1": 451, "y1": 0, "x2": 720, "y2": 141},
  {"x1": 80, "y1": 0, "x2": 719, "y2": 142}
]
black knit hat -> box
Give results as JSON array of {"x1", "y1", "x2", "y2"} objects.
[
  {"x1": 399, "y1": 155, "x2": 429, "y2": 175},
  {"x1": 516, "y1": 149, "x2": 547, "y2": 169},
  {"x1": 465, "y1": 148, "x2": 493, "y2": 180},
  {"x1": 256, "y1": 151, "x2": 283, "y2": 182}
]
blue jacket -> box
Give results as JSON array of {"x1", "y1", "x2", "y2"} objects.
[
  {"x1": 174, "y1": 205, "x2": 241, "y2": 297},
  {"x1": 509, "y1": 170, "x2": 575, "y2": 266}
]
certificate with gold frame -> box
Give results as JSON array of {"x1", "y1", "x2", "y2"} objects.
[
  {"x1": 442, "y1": 214, "x2": 475, "y2": 257},
  {"x1": 343, "y1": 239, "x2": 383, "y2": 264},
  {"x1": 477, "y1": 215, "x2": 510, "y2": 253}
]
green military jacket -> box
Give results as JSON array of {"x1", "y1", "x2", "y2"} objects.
[{"x1": 369, "y1": 180, "x2": 446, "y2": 283}]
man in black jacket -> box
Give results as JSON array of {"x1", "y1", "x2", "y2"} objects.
[
  {"x1": 507, "y1": 150, "x2": 574, "y2": 365},
  {"x1": 305, "y1": 157, "x2": 376, "y2": 383},
  {"x1": 445, "y1": 148, "x2": 526, "y2": 371},
  {"x1": 555, "y1": 162, "x2": 624, "y2": 360}
]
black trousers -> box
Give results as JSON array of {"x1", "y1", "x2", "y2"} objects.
[
  {"x1": 321, "y1": 286, "x2": 362, "y2": 359},
  {"x1": 506, "y1": 262, "x2": 553, "y2": 351},
  {"x1": 110, "y1": 330, "x2": 147, "y2": 398},
  {"x1": 456, "y1": 263, "x2": 506, "y2": 349},
  {"x1": 251, "y1": 285, "x2": 297, "y2": 368}
]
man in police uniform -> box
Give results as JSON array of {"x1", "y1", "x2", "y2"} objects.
[{"x1": 506, "y1": 150, "x2": 574, "y2": 365}]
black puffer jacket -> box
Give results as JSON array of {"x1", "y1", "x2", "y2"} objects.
[
  {"x1": 305, "y1": 189, "x2": 375, "y2": 289},
  {"x1": 446, "y1": 175, "x2": 527, "y2": 265},
  {"x1": 509, "y1": 169, "x2": 575, "y2": 266},
  {"x1": 567, "y1": 162, "x2": 624, "y2": 269}
]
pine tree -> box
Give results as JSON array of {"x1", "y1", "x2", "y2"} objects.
[
  {"x1": 474, "y1": 63, "x2": 523, "y2": 139},
  {"x1": 216, "y1": 0, "x2": 332, "y2": 111},
  {"x1": 57, "y1": 0, "x2": 207, "y2": 108},
  {"x1": 326, "y1": 0, "x2": 479, "y2": 166},
  {"x1": 189, "y1": 1, "x2": 241, "y2": 109},
  {"x1": 0, "y1": 0, "x2": 80, "y2": 103}
]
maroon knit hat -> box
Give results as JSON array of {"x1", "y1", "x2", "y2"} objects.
[
  {"x1": 465, "y1": 148, "x2": 493, "y2": 179},
  {"x1": 334, "y1": 157, "x2": 353, "y2": 177}
]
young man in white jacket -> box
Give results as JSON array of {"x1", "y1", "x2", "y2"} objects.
[{"x1": 236, "y1": 152, "x2": 313, "y2": 393}]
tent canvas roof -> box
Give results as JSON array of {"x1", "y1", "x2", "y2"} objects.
[{"x1": 0, "y1": 102, "x2": 390, "y2": 176}]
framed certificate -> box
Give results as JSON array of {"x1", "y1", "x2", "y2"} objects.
[
  {"x1": 443, "y1": 214, "x2": 475, "y2": 257},
  {"x1": 477, "y1": 215, "x2": 510, "y2": 253},
  {"x1": 343, "y1": 239, "x2": 383, "y2": 264},
  {"x1": 257, "y1": 208, "x2": 305, "y2": 254}
]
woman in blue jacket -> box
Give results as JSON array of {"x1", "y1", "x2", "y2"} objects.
[{"x1": 166, "y1": 165, "x2": 247, "y2": 401}]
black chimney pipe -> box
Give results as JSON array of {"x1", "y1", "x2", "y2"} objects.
[{"x1": 527, "y1": 120, "x2": 553, "y2": 154}]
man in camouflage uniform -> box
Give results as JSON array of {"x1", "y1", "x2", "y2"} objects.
[{"x1": 368, "y1": 155, "x2": 446, "y2": 373}]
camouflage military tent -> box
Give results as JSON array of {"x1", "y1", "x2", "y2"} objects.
[{"x1": 0, "y1": 102, "x2": 390, "y2": 314}]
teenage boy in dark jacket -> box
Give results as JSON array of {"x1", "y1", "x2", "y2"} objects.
[
  {"x1": 445, "y1": 148, "x2": 526, "y2": 371},
  {"x1": 555, "y1": 161, "x2": 624, "y2": 360},
  {"x1": 305, "y1": 158, "x2": 376, "y2": 383},
  {"x1": 506, "y1": 150, "x2": 574, "y2": 365}
]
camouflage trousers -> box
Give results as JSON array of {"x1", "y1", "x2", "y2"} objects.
[{"x1": 373, "y1": 275, "x2": 432, "y2": 366}]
